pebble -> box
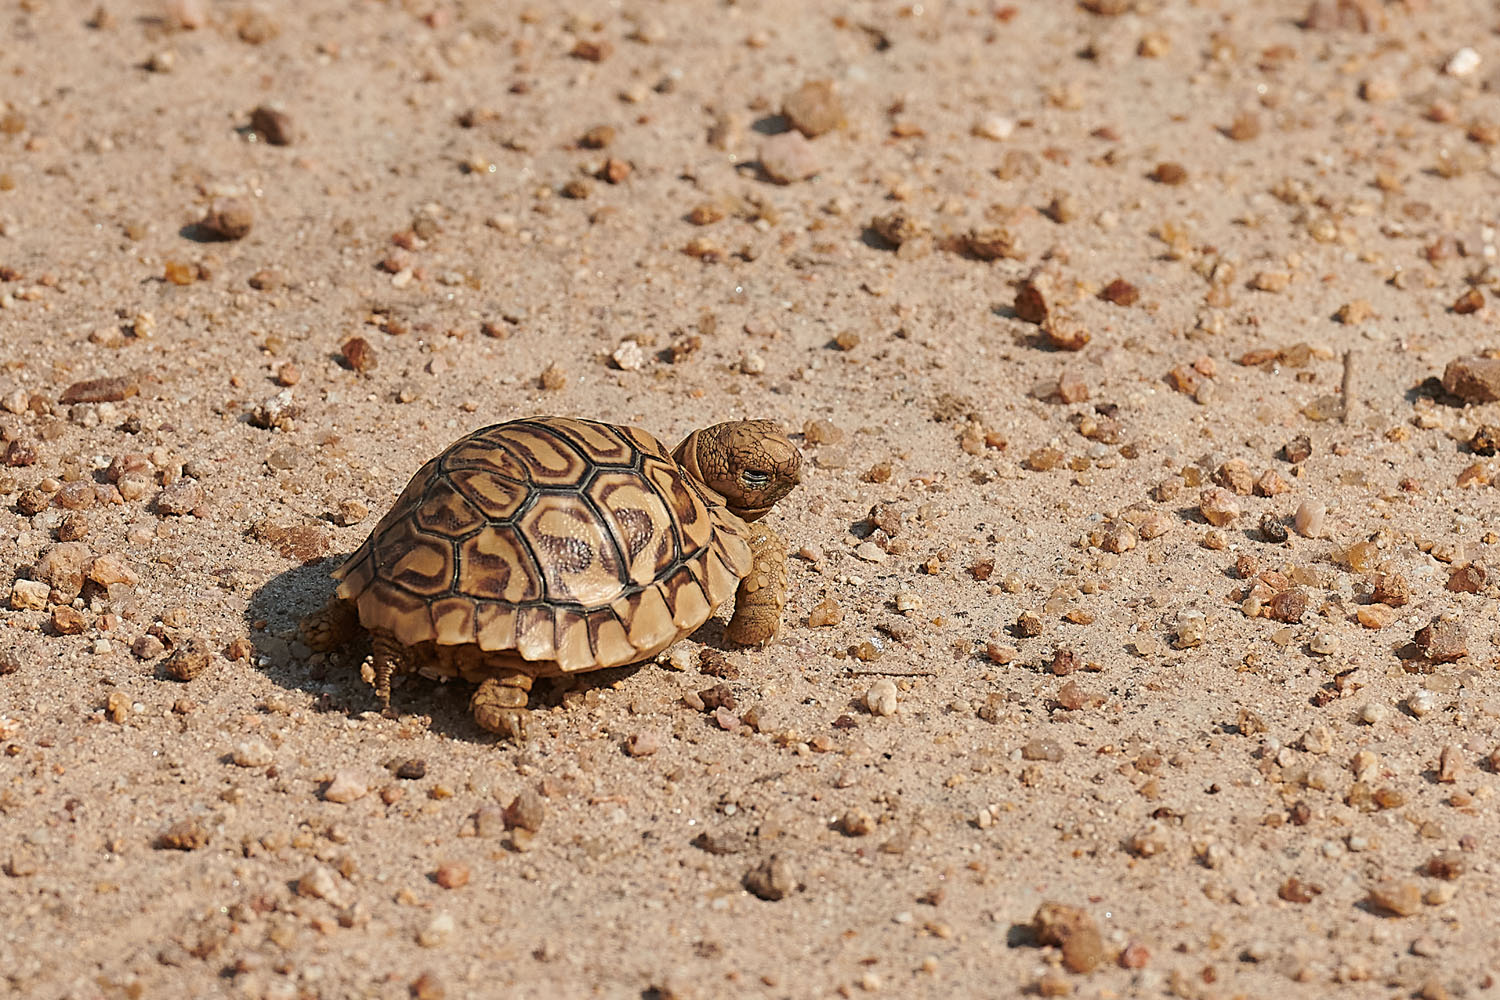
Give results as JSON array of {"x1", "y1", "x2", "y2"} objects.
[
  {"x1": 1308, "y1": 631, "x2": 1339, "y2": 655},
  {"x1": 743, "y1": 854, "x2": 798, "y2": 901},
  {"x1": 297, "y1": 865, "x2": 349, "y2": 907},
  {"x1": 341, "y1": 337, "x2": 377, "y2": 374},
  {"x1": 971, "y1": 115, "x2": 1015, "y2": 141},
  {"x1": 1266, "y1": 589, "x2": 1307, "y2": 624},
  {"x1": 893, "y1": 592, "x2": 923, "y2": 613},
  {"x1": 50, "y1": 607, "x2": 87, "y2": 635},
  {"x1": 610, "y1": 340, "x2": 645, "y2": 371},
  {"x1": 1032, "y1": 902, "x2": 1104, "y2": 973},
  {"x1": 853, "y1": 542, "x2": 886, "y2": 563},
  {"x1": 1021, "y1": 738, "x2": 1064, "y2": 762},
  {"x1": 806, "y1": 597, "x2": 843, "y2": 627},
  {"x1": 233, "y1": 739, "x2": 274, "y2": 767},
  {"x1": 89, "y1": 553, "x2": 138, "y2": 587},
  {"x1": 131, "y1": 634, "x2": 165, "y2": 659},
  {"x1": 1359, "y1": 702, "x2": 1390, "y2": 726},
  {"x1": 323, "y1": 771, "x2": 369, "y2": 803},
  {"x1": 504, "y1": 789, "x2": 546, "y2": 832},
  {"x1": 201, "y1": 198, "x2": 253, "y2": 241},
  {"x1": 162, "y1": 635, "x2": 212, "y2": 681},
  {"x1": 157, "y1": 818, "x2": 210, "y2": 851},
  {"x1": 1442, "y1": 356, "x2": 1500, "y2": 403},
  {"x1": 9, "y1": 579, "x2": 48, "y2": 610},
  {"x1": 434, "y1": 862, "x2": 470, "y2": 889},
  {"x1": 1406, "y1": 689, "x2": 1438, "y2": 718},
  {"x1": 250, "y1": 105, "x2": 294, "y2": 146},
  {"x1": 38, "y1": 541, "x2": 92, "y2": 599},
  {"x1": 1415, "y1": 620, "x2": 1466, "y2": 663},
  {"x1": 758, "y1": 131, "x2": 821, "y2": 184},
  {"x1": 59, "y1": 375, "x2": 138, "y2": 405},
  {"x1": 782, "y1": 79, "x2": 844, "y2": 137},
  {"x1": 1293, "y1": 500, "x2": 1326, "y2": 538},
  {"x1": 1445, "y1": 47, "x2": 1481, "y2": 77},
  {"x1": 1366, "y1": 880, "x2": 1422, "y2": 917},
  {"x1": 155, "y1": 481, "x2": 203, "y2": 516},
  {"x1": 1198, "y1": 487, "x2": 1239, "y2": 526},
  {"x1": 624, "y1": 730, "x2": 661, "y2": 756},
  {"x1": 395, "y1": 759, "x2": 426, "y2": 780},
  {"x1": 837, "y1": 809, "x2": 874, "y2": 836},
  {"x1": 1174, "y1": 611, "x2": 1206, "y2": 649},
  {"x1": 864, "y1": 680, "x2": 898, "y2": 717},
  {"x1": 417, "y1": 912, "x2": 454, "y2": 947}
]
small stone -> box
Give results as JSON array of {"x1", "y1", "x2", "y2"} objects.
[
  {"x1": 1127, "y1": 821, "x2": 1168, "y2": 857},
  {"x1": 50, "y1": 606, "x2": 87, "y2": 635},
  {"x1": 853, "y1": 542, "x2": 887, "y2": 563},
  {"x1": 1266, "y1": 589, "x2": 1308, "y2": 624},
  {"x1": 624, "y1": 731, "x2": 661, "y2": 757},
  {"x1": 1371, "y1": 572, "x2": 1409, "y2": 607},
  {"x1": 865, "y1": 680, "x2": 898, "y2": 717},
  {"x1": 9, "y1": 579, "x2": 49, "y2": 610},
  {"x1": 155, "y1": 481, "x2": 203, "y2": 516},
  {"x1": 37, "y1": 541, "x2": 93, "y2": 599},
  {"x1": 341, "y1": 337, "x2": 377, "y2": 373},
  {"x1": 233, "y1": 739, "x2": 274, "y2": 767},
  {"x1": 394, "y1": 759, "x2": 426, "y2": 780},
  {"x1": 1294, "y1": 500, "x2": 1326, "y2": 538},
  {"x1": 1367, "y1": 880, "x2": 1422, "y2": 917},
  {"x1": 157, "y1": 819, "x2": 211, "y2": 851},
  {"x1": 1259, "y1": 513, "x2": 1289, "y2": 544},
  {"x1": 1042, "y1": 315, "x2": 1091, "y2": 352},
  {"x1": 1198, "y1": 487, "x2": 1239, "y2": 526},
  {"x1": 1446, "y1": 46, "x2": 1481, "y2": 77},
  {"x1": 1213, "y1": 459, "x2": 1254, "y2": 495},
  {"x1": 59, "y1": 375, "x2": 139, "y2": 405},
  {"x1": 410, "y1": 972, "x2": 445, "y2": 1000},
  {"x1": 323, "y1": 771, "x2": 369, "y2": 803},
  {"x1": 161, "y1": 635, "x2": 212, "y2": 681},
  {"x1": 782, "y1": 79, "x2": 844, "y2": 137},
  {"x1": 972, "y1": 115, "x2": 1015, "y2": 141},
  {"x1": 1308, "y1": 631, "x2": 1339, "y2": 655},
  {"x1": 1151, "y1": 161, "x2": 1188, "y2": 185},
  {"x1": 1175, "y1": 611, "x2": 1206, "y2": 649},
  {"x1": 807, "y1": 597, "x2": 843, "y2": 627},
  {"x1": 1437, "y1": 745, "x2": 1462, "y2": 783},
  {"x1": 870, "y1": 211, "x2": 928, "y2": 248},
  {"x1": 1021, "y1": 738, "x2": 1064, "y2": 762},
  {"x1": 1442, "y1": 356, "x2": 1500, "y2": 403},
  {"x1": 131, "y1": 634, "x2": 165, "y2": 659},
  {"x1": 1032, "y1": 902, "x2": 1104, "y2": 973},
  {"x1": 1446, "y1": 563, "x2": 1485, "y2": 593},
  {"x1": 434, "y1": 862, "x2": 470, "y2": 889},
  {"x1": 417, "y1": 912, "x2": 454, "y2": 948},
  {"x1": 89, "y1": 553, "x2": 139, "y2": 587},
  {"x1": 200, "y1": 198, "x2": 253, "y2": 241},
  {"x1": 1415, "y1": 620, "x2": 1466, "y2": 663},
  {"x1": 1254, "y1": 469, "x2": 1291, "y2": 496},
  {"x1": 758, "y1": 131, "x2": 821, "y2": 184},
  {"x1": 743, "y1": 854, "x2": 798, "y2": 901},
  {"x1": 250, "y1": 105, "x2": 294, "y2": 145},
  {"x1": 1359, "y1": 702, "x2": 1390, "y2": 726},
  {"x1": 837, "y1": 809, "x2": 874, "y2": 837},
  {"x1": 504, "y1": 788, "x2": 546, "y2": 832},
  {"x1": 1452, "y1": 287, "x2": 1484, "y2": 315},
  {"x1": 296, "y1": 864, "x2": 349, "y2": 906},
  {"x1": 610, "y1": 340, "x2": 645, "y2": 371}
]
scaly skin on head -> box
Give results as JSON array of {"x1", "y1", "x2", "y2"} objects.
[{"x1": 672, "y1": 419, "x2": 802, "y2": 521}]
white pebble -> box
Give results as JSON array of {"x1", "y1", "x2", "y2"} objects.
[
  {"x1": 1308, "y1": 631, "x2": 1339, "y2": 655},
  {"x1": 296, "y1": 864, "x2": 349, "y2": 908},
  {"x1": 1358, "y1": 702, "x2": 1389, "y2": 726},
  {"x1": 1406, "y1": 688, "x2": 1438, "y2": 717},
  {"x1": 853, "y1": 541, "x2": 887, "y2": 564},
  {"x1": 971, "y1": 115, "x2": 1016, "y2": 141},
  {"x1": 1293, "y1": 500, "x2": 1326, "y2": 538},
  {"x1": 893, "y1": 591, "x2": 923, "y2": 613},
  {"x1": 418, "y1": 911, "x2": 454, "y2": 947},
  {"x1": 322, "y1": 771, "x2": 368, "y2": 803},
  {"x1": 232, "y1": 739, "x2": 274, "y2": 767},
  {"x1": 865, "y1": 679, "x2": 898, "y2": 717},
  {"x1": 611, "y1": 340, "x2": 645, "y2": 372},
  {"x1": 1175, "y1": 610, "x2": 1206, "y2": 649},
  {"x1": 1445, "y1": 47, "x2": 1481, "y2": 77}
]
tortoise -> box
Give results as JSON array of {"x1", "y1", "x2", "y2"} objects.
[{"x1": 300, "y1": 415, "x2": 802, "y2": 739}]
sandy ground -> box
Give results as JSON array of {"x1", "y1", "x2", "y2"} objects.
[{"x1": 4, "y1": 0, "x2": 1500, "y2": 997}]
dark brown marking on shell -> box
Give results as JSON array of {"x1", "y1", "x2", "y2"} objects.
[
  {"x1": 517, "y1": 494, "x2": 624, "y2": 606},
  {"x1": 376, "y1": 517, "x2": 457, "y2": 598},
  {"x1": 414, "y1": 477, "x2": 487, "y2": 536},
  {"x1": 543, "y1": 417, "x2": 636, "y2": 467},
  {"x1": 441, "y1": 436, "x2": 530, "y2": 481},
  {"x1": 457, "y1": 525, "x2": 542, "y2": 603},
  {"x1": 515, "y1": 604, "x2": 556, "y2": 661},
  {"x1": 589, "y1": 607, "x2": 637, "y2": 666},
  {"x1": 448, "y1": 467, "x2": 527, "y2": 522},
  {"x1": 430, "y1": 595, "x2": 478, "y2": 645},
  {"x1": 496, "y1": 423, "x2": 590, "y2": 486},
  {"x1": 357, "y1": 581, "x2": 436, "y2": 646},
  {"x1": 588, "y1": 470, "x2": 677, "y2": 587}
]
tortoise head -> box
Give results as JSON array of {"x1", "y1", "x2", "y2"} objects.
[{"x1": 673, "y1": 419, "x2": 802, "y2": 521}]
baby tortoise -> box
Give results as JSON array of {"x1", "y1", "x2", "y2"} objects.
[{"x1": 301, "y1": 416, "x2": 802, "y2": 739}]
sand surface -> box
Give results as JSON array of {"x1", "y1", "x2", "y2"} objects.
[{"x1": 4, "y1": 1, "x2": 1500, "y2": 997}]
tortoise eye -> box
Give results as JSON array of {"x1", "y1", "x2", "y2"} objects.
[{"x1": 741, "y1": 470, "x2": 770, "y2": 489}]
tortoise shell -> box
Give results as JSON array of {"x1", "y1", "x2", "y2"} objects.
[{"x1": 331, "y1": 417, "x2": 754, "y2": 672}]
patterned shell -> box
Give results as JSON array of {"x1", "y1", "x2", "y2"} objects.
[{"x1": 332, "y1": 417, "x2": 754, "y2": 672}]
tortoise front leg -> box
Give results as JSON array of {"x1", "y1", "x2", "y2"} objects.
[
  {"x1": 470, "y1": 670, "x2": 534, "y2": 741},
  {"x1": 726, "y1": 524, "x2": 788, "y2": 647}
]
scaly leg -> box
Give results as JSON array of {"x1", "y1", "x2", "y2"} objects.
[
  {"x1": 470, "y1": 670, "x2": 534, "y2": 741},
  {"x1": 370, "y1": 632, "x2": 406, "y2": 717},
  {"x1": 726, "y1": 524, "x2": 788, "y2": 647},
  {"x1": 299, "y1": 596, "x2": 361, "y2": 653}
]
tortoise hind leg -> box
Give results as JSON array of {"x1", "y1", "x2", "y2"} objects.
[
  {"x1": 726, "y1": 524, "x2": 788, "y2": 646},
  {"x1": 470, "y1": 670, "x2": 534, "y2": 741},
  {"x1": 300, "y1": 596, "x2": 361, "y2": 652},
  {"x1": 370, "y1": 632, "x2": 407, "y2": 717}
]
